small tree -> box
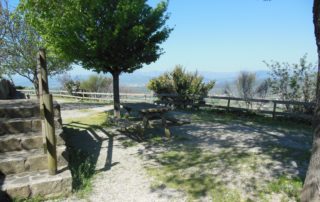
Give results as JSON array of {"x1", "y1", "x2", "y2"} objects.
[
  {"x1": 236, "y1": 71, "x2": 256, "y2": 108},
  {"x1": 264, "y1": 55, "x2": 316, "y2": 111},
  {"x1": 80, "y1": 75, "x2": 112, "y2": 93},
  {"x1": 57, "y1": 74, "x2": 80, "y2": 95},
  {"x1": 22, "y1": 0, "x2": 172, "y2": 118},
  {"x1": 1, "y1": 7, "x2": 71, "y2": 95}
]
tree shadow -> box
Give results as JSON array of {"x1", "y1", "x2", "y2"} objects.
[
  {"x1": 136, "y1": 109, "x2": 313, "y2": 200},
  {"x1": 63, "y1": 121, "x2": 117, "y2": 192},
  {"x1": 0, "y1": 173, "x2": 12, "y2": 202}
]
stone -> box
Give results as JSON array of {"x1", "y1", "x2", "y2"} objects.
[
  {"x1": 3, "y1": 185, "x2": 31, "y2": 199},
  {"x1": 0, "y1": 119, "x2": 33, "y2": 134},
  {"x1": 0, "y1": 159, "x2": 25, "y2": 174},
  {"x1": 0, "y1": 137, "x2": 21, "y2": 152},
  {"x1": 31, "y1": 176, "x2": 72, "y2": 198},
  {"x1": 0, "y1": 79, "x2": 25, "y2": 100},
  {"x1": 25, "y1": 155, "x2": 48, "y2": 172},
  {"x1": 21, "y1": 136, "x2": 43, "y2": 150}
]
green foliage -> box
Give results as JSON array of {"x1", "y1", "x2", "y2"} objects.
[
  {"x1": 80, "y1": 75, "x2": 112, "y2": 93},
  {"x1": 68, "y1": 148, "x2": 96, "y2": 198},
  {"x1": 264, "y1": 55, "x2": 316, "y2": 111},
  {"x1": 147, "y1": 65, "x2": 215, "y2": 98},
  {"x1": 21, "y1": 0, "x2": 172, "y2": 117},
  {"x1": 21, "y1": 0, "x2": 172, "y2": 75},
  {"x1": 265, "y1": 176, "x2": 303, "y2": 201},
  {"x1": 0, "y1": 7, "x2": 71, "y2": 92},
  {"x1": 65, "y1": 80, "x2": 80, "y2": 95}
]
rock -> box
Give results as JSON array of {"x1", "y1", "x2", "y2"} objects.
[{"x1": 0, "y1": 79, "x2": 25, "y2": 100}]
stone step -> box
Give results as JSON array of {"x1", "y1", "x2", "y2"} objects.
[
  {"x1": 0, "y1": 146, "x2": 68, "y2": 175},
  {"x1": 0, "y1": 167, "x2": 72, "y2": 200},
  {"x1": 0, "y1": 100, "x2": 61, "y2": 119},
  {"x1": 0, "y1": 117, "x2": 62, "y2": 135},
  {"x1": 0, "y1": 129, "x2": 65, "y2": 153}
]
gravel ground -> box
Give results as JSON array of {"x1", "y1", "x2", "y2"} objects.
[
  {"x1": 58, "y1": 104, "x2": 312, "y2": 202},
  {"x1": 59, "y1": 104, "x2": 187, "y2": 202}
]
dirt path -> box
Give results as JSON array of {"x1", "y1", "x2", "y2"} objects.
[
  {"x1": 60, "y1": 105, "x2": 186, "y2": 202},
  {"x1": 59, "y1": 105, "x2": 312, "y2": 201}
]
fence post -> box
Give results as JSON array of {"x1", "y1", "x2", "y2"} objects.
[
  {"x1": 37, "y1": 49, "x2": 49, "y2": 154},
  {"x1": 272, "y1": 102, "x2": 277, "y2": 119},
  {"x1": 227, "y1": 97, "x2": 231, "y2": 112},
  {"x1": 43, "y1": 94, "x2": 57, "y2": 175}
]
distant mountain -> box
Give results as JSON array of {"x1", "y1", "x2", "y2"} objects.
[{"x1": 9, "y1": 70, "x2": 270, "y2": 91}]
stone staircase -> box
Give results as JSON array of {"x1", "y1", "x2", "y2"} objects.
[{"x1": 0, "y1": 100, "x2": 72, "y2": 200}]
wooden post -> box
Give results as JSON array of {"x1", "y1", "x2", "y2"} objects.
[
  {"x1": 43, "y1": 94, "x2": 57, "y2": 175},
  {"x1": 272, "y1": 102, "x2": 277, "y2": 119},
  {"x1": 227, "y1": 98, "x2": 231, "y2": 112},
  {"x1": 37, "y1": 49, "x2": 49, "y2": 154}
]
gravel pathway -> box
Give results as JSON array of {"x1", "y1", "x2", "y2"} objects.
[{"x1": 60, "y1": 104, "x2": 186, "y2": 202}]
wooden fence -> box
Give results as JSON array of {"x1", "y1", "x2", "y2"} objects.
[
  {"x1": 19, "y1": 89, "x2": 155, "y2": 102},
  {"x1": 206, "y1": 95, "x2": 316, "y2": 120},
  {"x1": 20, "y1": 89, "x2": 316, "y2": 120}
]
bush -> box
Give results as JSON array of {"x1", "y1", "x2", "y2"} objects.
[
  {"x1": 80, "y1": 75, "x2": 112, "y2": 93},
  {"x1": 264, "y1": 54, "x2": 316, "y2": 112},
  {"x1": 58, "y1": 73, "x2": 80, "y2": 95},
  {"x1": 147, "y1": 65, "x2": 215, "y2": 99}
]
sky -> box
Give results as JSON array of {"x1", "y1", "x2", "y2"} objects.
[{"x1": 8, "y1": 0, "x2": 317, "y2": 75}]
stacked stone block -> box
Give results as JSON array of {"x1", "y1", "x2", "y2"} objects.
[{"x1": 0, "y1": 100, "x2": 72, "y2": 200}]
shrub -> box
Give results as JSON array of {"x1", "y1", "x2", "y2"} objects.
[
  {"x1": 80, "y1": 75, "x2": 112, "y2": 93},
  {"x1": 264, "y1": 54, "x2": 317, "y2": 112},
  {"x1": 147, "y1": 65, "x2": 215, "y2": 99}
]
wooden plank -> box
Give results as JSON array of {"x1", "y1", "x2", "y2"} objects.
[{"x1": 43, "y1": 94, "x2": 57, "y2": 175}]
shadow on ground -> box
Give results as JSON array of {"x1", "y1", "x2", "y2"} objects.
[
  {"x1": 130, "y1": 109, "x2": 313, "y2": 200},
  {"x1": 63, "y1": 121, "x2": 117, "y2": 192}
]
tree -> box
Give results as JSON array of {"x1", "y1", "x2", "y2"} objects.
[
  {"x1": 0, "y1": 0, "x2": 10, "y2": 75},
  {"x1": 80, "y1": 75, "x2": 112, "y2": 93},
  {"x1": 236, "y1": 71, "x2": 256, "y2": 108},
  {"x1": 301, "y1": 1, "x2": 320, "y2": 201},
  {"x1": 21, "y1": 0, "x2": 172, "y2": 118},
  {"x1": 264, "y1": 55, "x2": 316, "y2": 112},
  {"x1": 0, "y1": 6, "x2": 71, "y2": 95}
]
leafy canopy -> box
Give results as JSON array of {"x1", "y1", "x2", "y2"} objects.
[
  {"x1": 21, "y1": 0, "x2": 172, "y2": 74},
  {"x1": 0, "y1": 5, "x2": 71, "y2": 88}
]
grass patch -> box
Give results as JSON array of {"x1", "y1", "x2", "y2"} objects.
[
  {"x1": 121, "y1": 139, "x2": 138, "y2": 148},
  {"x1": 64, "y1": 111, "x2": 112, "y2": 128},
  {"x1": 63, "y1": 111, "x2": 112, "y2": 198},
  {"x1": 211, "y1": 187, "x2": 243, "y2": 202},
  {"x1": 68, "y1": 147, "x2": 96, "y2": 198},
  {"x1": 187, "y1": 108, "x2": 312, "y2": 133},
  {"x1": 263, "y1": 176, "x2": 303, "y2": 201},
  {"x1": 146, "y1": 147, "x2": 259, "y2": 200}
]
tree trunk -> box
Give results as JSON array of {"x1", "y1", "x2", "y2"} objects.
[
  {"x1": 112, "y1": 71, "x2": 121, "y2": 119},
  {"x1": 301, "y1": 1, "x2": 320, "y2": 201},
  {"x1": 33, "y1": 76, "x2": 40, "y2": 98}
]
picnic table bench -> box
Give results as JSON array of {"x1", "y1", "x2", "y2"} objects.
[
  {"x1": 122, "y1": 102, "x2": 173, "y2": 138},
  {"x1": 154, "y1": 93, "x2": 208, "y2": 109}
]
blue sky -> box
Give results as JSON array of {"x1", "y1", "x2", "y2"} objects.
[{"x1": 9, "y1": 0, "x2": 317, "y2": 74}]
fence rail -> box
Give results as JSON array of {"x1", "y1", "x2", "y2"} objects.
[
  {"x1": 19, "y1": 89, "x2": 155, "y2": 102},
  {"x1": 19, "y1": 90, "x2": 316, "y2": 120},
  {"x1": 206, "y1": 95, "x2": 315, "y2": 120}
]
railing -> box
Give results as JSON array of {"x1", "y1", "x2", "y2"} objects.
[
  {"x1": 20, "y1": 89, "x2": 316, "y2": 120},
  {"x1": 206, "y1": 95, "x2": 315, "y2": 120},
  {"x1": 19, "y1": 89, "x2": 155, "y2": 102}
]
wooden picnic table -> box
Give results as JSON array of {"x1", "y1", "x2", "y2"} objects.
[{"x1": 122, "y1": 102, "x2": 172, "y2": 138}]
